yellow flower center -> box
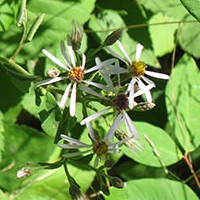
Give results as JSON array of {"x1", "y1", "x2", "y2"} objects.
[
  {"x1": 113, "y1": 93, "x2": 128, "y2": 111},
  {"x1": 129, "y1": 61, "x2": 147, "y2": 77},
  {"x1": 93, "y1": 141, "x2": 108, "y2": 158},
  {"x1": 68, "y1": 67, "x2": 84, "y2": 82}
]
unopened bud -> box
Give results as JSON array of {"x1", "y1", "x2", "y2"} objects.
[
  {"x1": 101, "y1": 183, "x2": 110, "y2": 196},
  {"x1": 103, "y1": 29, "x2": 122, "y2": 46},
  {"x1": 17, "y1": 167, "x2": 32, "y2": 179},
  {"x1": 69, "y1": 185, "x2": 84, "y2": 200},
  {"x1": 71, "y1": 20, "x2": 83, "y2": 51},
  {"x1": 133, "y1": 102, "x2": 155, "y2": 112},
  {"x1": 47, "y1": 68, "x2": 60, "y2": 78},
  {"x1": 110, "y1": 177, "x2": 124, "y2": 188},
  {"x1": 104, "y1": 159, "x2": 115, "y2": 168}
]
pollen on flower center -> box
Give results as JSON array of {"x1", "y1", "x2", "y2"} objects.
[
  {"x1": 113, "y1": 93, "x2": 129, "y2": 111},
  {"x1": 93, "y1": 141, "x2": 108, "y2": 158},
  {"x1": 68, "y1": 67, "x2": 84, "y2": 82},
  {"x1": 129, "y1": 61, "x2": 147, "y2": 77}
]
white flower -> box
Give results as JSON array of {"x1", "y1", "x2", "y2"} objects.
[
  {"x1": 80, "y1": 84, "x2": 154, "y2": 140},
  {"x1": 106, "y1": 40, "x2": 170, "y2": 108},
  {"x1": 58, "y1": 123, "x2": 132, "y2": 167},
  {"x1": 36, "y1": 38, "x2": 120, "y2": 117}
]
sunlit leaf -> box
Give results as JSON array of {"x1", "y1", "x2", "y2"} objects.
[
  {"x1": 122, "y1": 122, "x2": 182, "y2": 167},
  {"x1": 105, "y1": 178, "x2": 199, "y2": 200}
]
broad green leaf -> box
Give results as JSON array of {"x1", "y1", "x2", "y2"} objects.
[
  {"x1": 179, "y1": 16, "x2": 200, "y2": 58},
  {"x1": 137, "y1": 0, "x2": 189, "y2": 20},
  {"x1": 89, "y1": 10, "x2": 161, "y2": 68},
  {"x1": 166, "y1": 54, "x2": 200, "y2": 151},
  {"x1": 149, "y1": 13, "x2": 177, "y2": 57},
  {"x1": 0, "y1": 67, "x2": 23, "y2": 115},
  {"x1": 36, "y1": 92, "x2": 61, "y2": 137},
  {"x1": 0, "y1": 0, "x2": 95, "y2": 62},
  {"x1": 179, "y1": 0, "x2": 200, "y2": 23},
  {"x1": 15, "y1": 165, "x2": 95, "y2": 200},
  {"x1": 0, "y1": 1, "x2": 20, "y2": 31},
  {"x1": 122, "y1": 122, "x2": 182, "y2": 167},
  {"x1": 0, "y1": 123, "x2": 56, "y2": 191},
  {"x1": 105, "y1": 178, "x2": 199, "y2": 200}
]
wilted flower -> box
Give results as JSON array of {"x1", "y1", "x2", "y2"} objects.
[
  {"x1": 58, "y1": 123, "x2": 133, "y2": 167},
  {"x1": 17, "y1": 167, "x2": 32, "y2": 179},
  {"x1": 106, "y1": 40, "x2": 170, "y2": 108},
  {"x1": 36, "y1": 37, "x2": 120, "y2": 117}
]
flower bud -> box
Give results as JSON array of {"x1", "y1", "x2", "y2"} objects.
[
  {"x1": 17, "y1": 167, "x2": 32, "y2": 179},
  {"x1": 71, "y1": 20, "x2": 83, "y2": 51},
  {"x1": 103, "y1": 29, "x2": 122, "y2": 47},
  {"x1": 133, "y1": 102, "x2": 155, "y2": 112},
  {"x1": 104, "y1": 159, "x2": 115, "y2": 168},
  {"x1": 47, "y1": 68, "x2": 60, "y2": 78},
  {"x1": 69, "y1": 185, "x2": 84, "y2": 200},
  {"x1": 110, "y1": 177, "x2": 124, "y2": 188},
  {"x1": 101, "y1": 183, "x2": 110, "y2": 196}
]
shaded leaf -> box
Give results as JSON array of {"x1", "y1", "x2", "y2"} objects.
[{"x1": 166, "y1": 54, "x2": 200, "y2": 151}]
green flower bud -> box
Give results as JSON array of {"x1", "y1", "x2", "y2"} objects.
[{"x1": 103, "y1": 29, "x2": 123, "y2": 47}]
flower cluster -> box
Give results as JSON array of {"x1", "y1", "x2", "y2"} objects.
[{"x1": 36, "y1": 22, "x2": 169, "y2": 168}]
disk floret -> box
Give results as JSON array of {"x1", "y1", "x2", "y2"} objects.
[{"x1": 68, "y1": 67, "x2": 84, "y2": 82}]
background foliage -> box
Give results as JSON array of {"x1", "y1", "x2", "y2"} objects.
[{"x1": 0, "y1": 0, "x2": 200, "y2": 199}]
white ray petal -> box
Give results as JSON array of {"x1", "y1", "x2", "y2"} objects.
[
  {"x1": 81, "y1": 53, "x2": 86, "y2": 70},
  {"x1": 61, "y1": 134, "x2": 89, "y2": 146},
  {"x1": 141, "y1": 75, "x2": 155, "y2": 87},
  {"x1": 145, "y1": 70, "x2": 170, "y2": 79},
  {"x1": 128, "y1": 79, "x2": 136, "y2": 109},
  {"x1": 42, "y1": 49, "x2": 68, "y2": 70},
  {"x1": 59, "y1": 83, "x2": 72, "y2": 110},
  {"x1": 129, "y1": 83, "x2": 154, "y2": 100},
  {"x1": 95, "y1": 57, "x2": 101, "y2": 65},
  {"x1": 116, "y1": 40, "x2": 132, "y2": 64},
  {"x1": 63, "y1": 150, "x2": 91, "y2": 158},
  {"x1": 60, "y1": 41, "x2": 72, "y2": 69},
  {"x1": 80, "y1": 107, "x2": 111, "y2": 125},
  {"x1": 104, "y1": 113, "x2": 124, "y2": 142},
  {"x1": 58, "y1": 143, "x2": 89, "y2": 149},
  {"x1": 36, "y1": 76, "x2": 66, "y2": 87},
  {"x1": 67, "y1": 41, "x2": 76, "y2": 67},
  {"x1": 137, "y1": 79, "x2": 152, "y2": 103},
  {"x1": 84, "y1": 65, "x2": 99, "y2": 74},
  {"x1": 123, "y1": 110, "x2": 139, "y2": 139},
  {"x1": 105, "y1": 46, "x2": 128, "y2": 65},
  {"x1": 82, "y1": 80, "x2": 111, "y2": 92},
  {"x1": 79, "y1": 83, "x2": 102, "y2": 98},
  {"x1": 86, "y1": 122, "x2": 96, "y2": 141},
  {"x1": 135, "y1": 43, "x2": 143, "y2": 61},
  {"x1": 70, "y1": 82, "x2": 77, "y2": 117},
  {"x1": 101, "y1": 73, "x2": 115, "y2": 92}
]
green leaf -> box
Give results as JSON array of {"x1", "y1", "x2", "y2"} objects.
[
  {"x1": 179, "y1": 16, "x2": 200, "y2": 58},
  {"x1": 89, "y1": 10, "x2": 160, "y2": 68},
  {"x1": 0, "y1": 0, "x2": 95, "y2": 62},
  {"x1": 122, "y1": 122, "x2": 182, "y2": 167},
  {"x1": 149, "y1": 13, "x2": 177, "y2": 57},
  {"x1": 0, "y1": 123, "x2": 56, "y2": 190},
  {"x1": 54, "y1": 107, "x2": 77, "y2": 144},
  {"x1": 36, "y1": 92, "x2": 61, "y2": 137},
  {"x1": 0, "y1": 1, "x2": 20, "y2": 31},
  {"x1": 105, "y1": 178, "x2": 199, "y2": 200},
  {"x1": 179, "y1": 0, "x2": 200, "y2": 23},
  {"x1": 15, "y1": 164, "x2": 95, "y2": 200},
  {"x1": 166, "y1": 54, "x2": 200, "y2": 151},
  {"x1": 137, "y1": 0, "x2": 188, "y2": 20}
]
